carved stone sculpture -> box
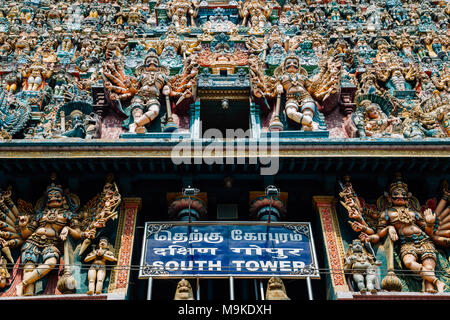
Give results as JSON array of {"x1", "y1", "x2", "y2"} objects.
[
  {"x1": 174, "y1": 279, "x2": 195, "y2": 300},
  {"x1": 265, "y1": 277, "x2": 290, "y2": 300}
]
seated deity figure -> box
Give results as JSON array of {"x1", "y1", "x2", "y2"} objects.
[
  {"x1": 238, "y1": 0, "x2": 273, "y2": 28},
  {"x1": 102, "y1": 52, "x2": 170, "y2": 134},
  {"x1": 21, "y1": 56, "x2": 53, "y2": 92},
  {"x1": 166, "y1": 0, "x2": 199, "y2": 29},
  {"x1": 276, "y1": 55, "x2": 320, "y2": 131},
  {"x1": 352, "y1": 100, "x2": 401, "y2": 138}
]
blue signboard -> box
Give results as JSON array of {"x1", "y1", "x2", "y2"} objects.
[{"x1": 139, "y1": 222, "x2": 319, "y2": 279}]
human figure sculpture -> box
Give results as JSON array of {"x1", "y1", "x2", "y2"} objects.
[
  {"x1": 276, "y1": 55, "x2": 320, "y2": 130},
  {"x1": 15, "y1": 178, "x2": 88, "y2": 296},
  {"x1": 0, "y1": 173, "x2": 121, "y2": 297},
  {"x1": 166, "y1": 0, "x2": 199, "y2": 29},
  {"x1": 102, "y1": 52, "x2": 170, "y2": 134},
  {"x1": 84, "y1": 237, "x2": 117, "y2": 295},
  {"x1": 343, "y1": 175, "x2": 447, "y2": 293},
  {"x1": 62, "y1": 110, "x2": 87, "y2": 139},
  {"x1": 344, "y1": 239, "x2": 381, "y2": 293},
  {"x1": 238, "y1": 0, "x2": 273, "y2": 28},
  {"x1": 21, "y1": 57, "x2": 53, "y2": 92},
  {"x1": 352, "y1": 99, "x2": 401, "y2": 138}
]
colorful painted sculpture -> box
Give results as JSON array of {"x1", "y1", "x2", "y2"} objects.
[
  {"x1": 341, "y1": 174, "x2": 450, "y2": 293},
  {"x1": 84, "y1": 238, "x2": 117, "y2": 295},
  {"x1": 344, "y1": 239, "x2": 381, "y2": 293},
  {"x1": 0, "y1": 174, "x2": 121, "y2": 296}
]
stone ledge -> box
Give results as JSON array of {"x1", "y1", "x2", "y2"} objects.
[
  {"x1": 0, "y1": 292, "x2": 126, "y2": 300},
  {"x1": 336, "y1": 291, "x2": 450, "y2": 300}
]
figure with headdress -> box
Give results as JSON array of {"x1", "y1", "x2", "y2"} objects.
[
  {"x1": 61, "y1": 110, "x2": 87, "y2": 139},
  {"x1": 275, "y1": 53, "x2": 340, "y2": 131},
  {"x1": 102, "y1": 51, "x2": 170, "y2": 134},
  {"x1": 341, "y1": 174, "x2": 447, "y2": 293},
  {"x1": 238, "y1": 0, "x2": 273, "y2": 28},
  {"x1": 249, "y1": 51, "x2": 340, "y2": 131},
  {"x1": 351, "y1": 98, "x2": 401, "y2": 138},
  {"x1": 0, "y1": 173, "x2": 121, "y2": 296},
  {"x1": 84, "y1": 237, "x2": 117, "y2": 295},
  {"x1": 344, "y1": 239, "x2": 381, "y2": 293},
  {"x1": 13, "y1": 175, "x2": 85, "y2": 296},
  {"x1": 166, "y1": 0, "x2": 199, "y2": 30},
  {"x1": 21, "y1": 56, "x2": 53, "y2": 92}
]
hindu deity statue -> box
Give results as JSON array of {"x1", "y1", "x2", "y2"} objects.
[
  {"x1": 250, "y1": 52, "x2": 340, "y2": 131},
  {"x1": 238, "y1": 0, "x2": 273, "y2": 28},
  {"x1": 352, "y1": 99, "x2": 401, "y2": 138},
  {"x1": 21, "y1": 56, "x2": 53, "y2": 92},
  {"x1": 424, "y1": 33, "x2": 447, "y2": 60},
  {"x1": 13, "y1": 178, "x2": 85, "y2": 296},
  {"x1": 61, "y1": 110, "x2": 89, "y2": 139},
  {"x1": 356, "y1": 68, "x2": 383, "y2": 96},
  {"x1": 344, "y1": 239, "x2": 381, "y2": 293},
  {"x1": 375, "y1": 39, "x2": 394, "y2": 64},
  {"x1": 166, "y1": 0, "x2": 199, "y2": 30},
  {"x1": 375, "y1": 57, "x2": 416, "y2": 94},
  {"x1": 341, "y1": 174, "x2": 448, "y2": 293},
  {"x1": 84, "y1": 237, "x2": 117, "y2": 295},
  {"x1": 155, "y1": 25, "x2": 185, "y2": 70},
  {"x1": 276, "y1": 54, "x2": 321, "y2": 130},
  {"x1": 261, "y1": 26, "x2": 288, "y2": 67},
  {"x1": 103, "y1": 51, "x2": 170, "y2": 134}
]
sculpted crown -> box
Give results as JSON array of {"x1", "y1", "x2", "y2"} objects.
[
  {"x1": 145, "y1": 49, "x2": 160, "y2": 65},
  {"x1": 46, "y1": 173, "x2": 63, "y2": 194},
  {"x1": 389, "y1": 172, "x2": 409, "y2": 193}
]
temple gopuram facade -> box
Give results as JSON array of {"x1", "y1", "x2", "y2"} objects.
[{"x1": 0, "y1": 0, "x2": 447, "y2": 301}]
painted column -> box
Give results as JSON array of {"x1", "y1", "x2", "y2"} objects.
[
  {"x1": 313, "y1": 196, "x2": 349, "y2": 298},
  {"x1": 108, "y1": 198, "x2": 142, "y2": 297}
]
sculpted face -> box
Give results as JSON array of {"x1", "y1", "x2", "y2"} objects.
[
  {"x1": 367, "y1": 105, "x2": 381, "y2": 119},
  {"x1": 146, "y1": 56, "x2": 160, "y2": 70},
  {"x1": 99, "y1": 239, "x2": 108, "y2": 249},
  {"x1": 285, "y1": 57, "x2": 299, "y2": 73},
  {"x1": 174, "y1": 279, "x2": 194, "y2": 300},
  {"x1": 390, "y1": 186, "x2": 408, "y2": 206},
  {"x1": 47, "y1": 189, "x2": 64, "y2": 208},
  {"x1": 352, "y1": 240, "x2": 363, "y2": 253}
]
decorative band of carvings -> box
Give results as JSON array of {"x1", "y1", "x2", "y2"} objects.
[
  {"x1": 314, "y1": 196, "x2": 349, "y2": 292},
  {"x1": 109, "y1": 198, "x2": 141, "y2": 294}
]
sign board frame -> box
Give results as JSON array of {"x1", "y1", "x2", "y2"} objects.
[{"x1": 138, "y1": 221, "x2": 320, "y2": 279}]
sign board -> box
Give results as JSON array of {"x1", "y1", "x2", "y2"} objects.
[{"x1": 139, "y1": 221, "x2": 320, "y2": 279}]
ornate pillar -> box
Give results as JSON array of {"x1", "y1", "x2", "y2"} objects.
[
  {"x1": 108, "y1": 198, "x2": 141, "y2": 296},
  {"x1": 313, "y1": 196, "x2": 349, "y2": 297}
]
